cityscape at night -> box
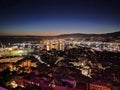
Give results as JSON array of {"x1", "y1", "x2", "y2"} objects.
[{"x1": 0, "y1": 0, "x2": 120, "y2": 90}]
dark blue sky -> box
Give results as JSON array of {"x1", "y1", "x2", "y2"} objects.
[{"x1": 0, "y1": 0, "x2": 120, "y2": 36}]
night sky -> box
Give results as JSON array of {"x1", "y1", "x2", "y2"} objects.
[{"x1": 0, "y1": 0, "x2": 120, "y2": 36}]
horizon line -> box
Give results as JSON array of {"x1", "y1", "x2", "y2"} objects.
[{"x1": 0, "y1": 31, "x2": 119, "y2": 36}]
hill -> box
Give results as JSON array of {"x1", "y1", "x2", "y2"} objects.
[{"x1": 0, "y1": 31, "x2": 120, "y2": 43}]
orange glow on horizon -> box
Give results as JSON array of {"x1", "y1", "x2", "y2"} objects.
[
  {"x1": 0, "y1": 30, "x2": 70, "y2": 36},
  {"x1": 0, "y1": 33, "x2": 60, "y2": 36}
]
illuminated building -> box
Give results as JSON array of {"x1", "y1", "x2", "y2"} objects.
[{"x1": 43, "y1": 39, "x2": 65, "y2": 51}]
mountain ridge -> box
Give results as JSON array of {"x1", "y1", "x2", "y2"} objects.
[
  {"x1": 0, "y1": 31, "x2": 120, "y2": 37},
  {"x1": 0, "y1": 31, "x2": 120, "y2": 43}
]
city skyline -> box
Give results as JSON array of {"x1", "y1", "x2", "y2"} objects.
[{"x1": 0, "y1": 0, "x2": 120, "y2": 36}]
